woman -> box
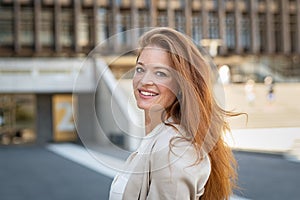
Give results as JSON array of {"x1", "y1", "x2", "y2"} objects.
[{"x1": 110, "y1": 27, "x2": 240, "y2": 200}]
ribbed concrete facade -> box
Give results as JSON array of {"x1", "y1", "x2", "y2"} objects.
[{"x1": 1, "y1": 0, "x2": 300, "y2": 56}]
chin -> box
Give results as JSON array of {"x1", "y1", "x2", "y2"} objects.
[
  {"x1": 137, "y1": 104, "x2": 150, "y2": 110},
  {"x1": 139, "y1": 104, "x2": 166, "y2": 112}
]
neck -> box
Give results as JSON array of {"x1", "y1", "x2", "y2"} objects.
[{"x1": 144, "y1": 110, "x2": 164, "y2": 135}]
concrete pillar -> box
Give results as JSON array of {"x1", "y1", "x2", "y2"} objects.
[
  {"x1": 234, "y1": 0, "x2": 242, "y2": 54},
  {"x1": 130, "y1": 0, "x2": 139, "y2": 49},
  {"x1": 296, "y1": 0, "x2": 300, "y2": 53},
  {"x1": 34, "y1": 0, "x2": 42, "y2": 53},
  {"x1": 13, "y1": 0, "x2": 20, "y2": 53},
  {"x1": 250, "y1": 0, "x2": 259, "y2": 54},
  {"x1": 167, "y1": 0, "x2": 175, "y2": 28},
  {"x1": 36, "y1": 94, "x2": 53, "y2": 144},
  {"x1": 92, "y1": 0, "x2": 99, "y2": 47},
  {"x1": 76, "y1": 93, "x2": 98, "y2": 145},
  {"x1": 201, "y1": 0, "x2": 209, "y2": 39},
  {"x1": 73, "y1": 0, "x2": 81, "y2": 53},
  {"x1": 184, "y1": 0, "x2": 192, "y2": 36},
  {"x1": 111, "y1": 0, "x2": 121, "y2": 53},
  {"x1": 54, "y1": 0, "x2": 62, "y2": 53},
  {"x1": 150, "y1": 0, "x2": 157, "y2": 27},
  {"x1": 280, "y1": 0, "x2": 291, "y2": 54},
  {"x1": 218, "y1": 0, "x2": 227, "y2": 54},
  {"x1": 266, "y1": 0, "x2": 275, "y2": 53}
]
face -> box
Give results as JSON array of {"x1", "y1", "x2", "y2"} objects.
[{"x1": 132, "y1": 46, "x2": 179, "y2": 112}]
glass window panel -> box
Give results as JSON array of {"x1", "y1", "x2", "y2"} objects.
[
  {"x1": 120, "y1": 10, "x2": 131, "y2": 46},
  {"x1": 138, "y1": 9, "x2": 150, "y2": 36},
  {"x1": 157, "y1": 10, "x2": 168, "y2": 27},
  {"x1": 20, "y1": 7, "x2": 34, "y2": 46},
  {"x1": 192, "y1": 12, "x2": 202, "y2": 45},
  {"x1": 274, "y1": 14, "x2": 281, "y2": 52},
  {"x1": 61, "y1": 8, "x2": 73, "y2": 47},
  {"x1": 290, "y1": 14, "x2": 297, "y2": 52},
  {"x1": 258, "y1": 13, "x2": 267, "y2": 52},
  {"x1": 0, "y1": 94, "x2": 36, "y2": 145},
  {"x1": 241, "y1": 13, "x2": 251, "y2": 51},
  {"x1": 41, "y1": 10, "x2": 54, "y2": 46},
  {"x1": 208, "y1": 11, "x2": 219, "y2": 39},
  {"x1": 175, "y1": 10, "x2": 185, "y2": 33},
  {"x1": 97, "y1": 8, "x2": 108, "y2": 43},
  {"x1": 226, "y1": 12, "x2": 235, "y2": 50},
  {"x1": 79, "y1": 12, "x2": 90, "y2": 47},
  {"x1": 0, "y1": 7, "x2": 13, "y2": 46}
]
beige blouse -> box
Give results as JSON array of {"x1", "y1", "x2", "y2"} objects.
[{"x1": 109, "y1": 123, "x2": 211, "y2": 200}]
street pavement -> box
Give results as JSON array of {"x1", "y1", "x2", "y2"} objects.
[
  {"x1": 0, "y1": 144, "x2": 112, "y2": 200},
  {"x1": 1, "y1": 142, "x2": 300, "y2": 200},
  {"x1": 234, "y1": 151, "x2": 300, "y2": 200}
]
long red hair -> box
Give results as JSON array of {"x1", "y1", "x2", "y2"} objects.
[{"x1": 138, "y1": 27, "x2": 242, "y2": 200}]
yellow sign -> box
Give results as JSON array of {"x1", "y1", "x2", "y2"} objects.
[{"x1": 52, "y1": 95, "x2": 77, "y2": 142}]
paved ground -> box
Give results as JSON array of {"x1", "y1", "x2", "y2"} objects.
[
  {"x1": 2, "y1": 143, "x2": 300, "y2": 200},
  {"x1": 234, "y1": 151, "x2": 300, "y2": 200},
  {"x1": 0, "y1": 144, "x2": 112, "y2": 200},
  {"x1": 223, "y1": 83, "x2": 300, "y2": 129}
]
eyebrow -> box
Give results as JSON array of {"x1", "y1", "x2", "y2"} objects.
[
  {"x1": 136, "y1": 61, "x2": 145, "y2": 66},
  {"x1": 136, "y1": 61, "x2": 171, "y2": 71}
]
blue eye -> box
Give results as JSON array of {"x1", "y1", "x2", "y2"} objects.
[
  {"x1": 156, "y1": 71, "x2": 167, "y2": 77},
  {"x1": 135, "y1": 66, "x2": 144, "y2": 73}
]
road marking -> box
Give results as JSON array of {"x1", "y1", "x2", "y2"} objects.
[{"x1": 47, "y1": 143, "x2": 123, "y2": 178}]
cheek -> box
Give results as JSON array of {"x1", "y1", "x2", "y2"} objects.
[
  {"x1": 158, "y1": 85, "x2": 177, "y2": 100},
  {"x1": 158, "y1": 80, "x2": 179, "y2": 96},
  {"x1": 132, "y1": 76, "x2": 139, "y2": 89}
]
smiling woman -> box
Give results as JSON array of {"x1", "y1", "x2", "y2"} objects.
[
  {"x1": 109, "y1": 27, "x2": 242, "y2": 200},
  {"x1": 132, "y1": 46, "x2": 179, "y2": 133}
]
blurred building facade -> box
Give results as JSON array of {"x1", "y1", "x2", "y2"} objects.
[
  {"x1": 1, "y1": 0, "x2": 300, "y2": 145},
  {"x1": 1, "y1": 0, "x2": 300, "y2": 56}
]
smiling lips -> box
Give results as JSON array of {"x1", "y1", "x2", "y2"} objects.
[{"x1": 138, "y1": 89, "x2": 159, "y2": 98}]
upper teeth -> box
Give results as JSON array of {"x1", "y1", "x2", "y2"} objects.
[{"x1": 141, "y1": 91, "x2": 156, "y2": 96}]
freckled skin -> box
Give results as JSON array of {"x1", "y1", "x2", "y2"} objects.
[{"x1": 132, "y1": 46, "x2": 179, "y2": 112}]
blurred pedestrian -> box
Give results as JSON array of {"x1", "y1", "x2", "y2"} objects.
[
  {"x1": 219, "y1": 65, "x2": 231, "y2": 85},
  {"x1": 109, "y1": 27, "x2": 242, "y2": 200},
  {"x1": 244, "y1": 79, "x2": 256, "y2": 106},
  {"x1": 264, "y1": 76, "x2": 275, "y2": 104}
]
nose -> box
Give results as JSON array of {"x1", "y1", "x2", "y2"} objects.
[{"x1": 140, "y1": 72, "x2": 154, "y2": 85}]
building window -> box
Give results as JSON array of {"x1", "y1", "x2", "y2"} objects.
[
  {"x1": 258, "y1": 13, "x2": 267, "y2": 52},
  {"x1": 97, "y1": 8, "x2": 108, "y2": 43},
  {"x1": 120, "y1": 10, "x2": 131, "y2": 47},
  {"x1": 226, "y1": 12, "x2": 235, "y2": 51},
  {"x1": 243, "y1": 0, "x2": 250, "y2": 9},
  {"x1": 175, "y1": 10, "x2": 185, "y2": 33},
  {"x1": 157, "y1": 10, "x2": 168, "y2": 27},
  {"x1": 79, "y1": 11, "x2": 91, "y2": 47},
  {"x1": 290, "y1": 14, "x2": 297, "y2": 53},
  {"x1": 208, "y1": 11, "x2": 219, "y2": 39},
  {"x1": 274, "y1": 13, "x2": 282, "y2": 52},
  {"x1": 211, "y1": 0, "x2": 218, "y2": 9},
  {"x1": 192, "y1": 12, "x2": 202, "y2": 45},
  {"x1": 61, "y1": 8, "x2": 73, "y2": 47},
  {"x1": 138, "y1": 9, "x2": 150, "y2": 36},
  {"x1": 241, "y1": 13, "x2": 251, "y2": 51},
  {"x1": 0, "y1": 94, "x2": 36, "y2": 145},
  {"x1": 20, "y1": 7, "x2": 34, "y2": 47},
  {"x1": 41, "y1": 10, "x2": 54, "y2": 47},
  {"x1": 0, "y1": 7, "x2": 13, "y2": 47}
]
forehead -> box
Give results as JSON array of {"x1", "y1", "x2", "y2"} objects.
[{"x1": 138, "y1": 46, "x2": 171, "y2": 66}]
